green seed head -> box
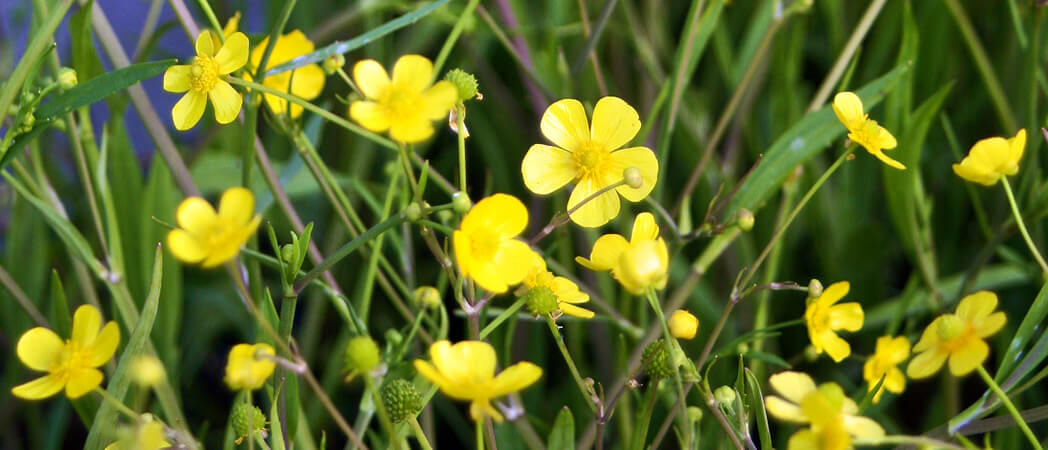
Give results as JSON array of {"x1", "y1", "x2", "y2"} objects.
[
  {"x1": 523, "y1": 286, "x2": 558, "y2": 317},
  {"x1": 231, "y1": 402, "x2": 266, "y2": 438},
  {"x1": 382, "y1": 379, "x2": 422, "y2": 423},
  {"x1": 444, "y1": 68, "x2": 480, "y2": 101},
  {"x1": 642, "y1": 339, "x2": 673, "y2": 380}
]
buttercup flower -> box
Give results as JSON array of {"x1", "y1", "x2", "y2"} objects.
[
  {"x1": 907, "y1": 291, "x2": 1006, "y2": 378},
  {"x1": 669, "y1": 310, "x2": 699, "y2": 340},
  {"x1": 104, "y1": 416, "x2": 170, "y2": 450},
  {"x1": 952, "y1": 129, "x2": 1026, "y2": 186},
  {"x1": 576, "y1": 212, "x2": 668, "y2": 294},
  {"x1": 804, "y1": 281, "x2": 863, "y2": 363},
  {"x1": 164, "y1": 30, "x2": 249, "y2": 130},
  {"x1": 764, "y1": 371, "x2": 885, "y2": 450},
  {"x1": 832, "y1": 92, "x2": 904, "y2": 170},
  {"x1": 414, "y1": 340, "x2": 542, "y2": 422},
  {"x1": 12, "y1": 304, "x2": 120, "y2": 400},
  {"x1": 349, "y1": 54, "x2": 458, "y2": 143},
  {"x1": 225, "y1": 343, "x2": 277, "y2": 390},
  {"x1": 167, "y1": 187, "x2": 262, "y2": 268},
  {"x1": 130, "y1": 355, "x2": 167, "y2": 388},
  {"x1": 862, "y1": 336, "x2": 910, "y2": 403},
  {"x1": 245, "y1": 30, "x2": 325, "y2": 118},
  {"x1": 520, "y1": 253, "x2": 593, "y2": 319},
  {"x1": 453, "y1": 194, "x2": 540, "y2": 293},
  {"x1": 522, "y1": 97, "x2": 659, "y2": 227}
]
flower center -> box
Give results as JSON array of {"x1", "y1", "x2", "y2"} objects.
[
  {"x1": 379, "y1": 85, "x2": 423, "y2": 122},
  {"x1": 190, "y1": 56, "x2": 220, "y2": 92},
  {"x1": 470, "y1": 229, "x2": 502, "y2": 262},
  {"x1": 203, "y1": 219, "x2": 241, "y2": 251},
  {"x1": 52, "y1": 340, "x2": 92, "y2": 373},
  {"x1": 572, "y1": 140, "x2": 610, "y2": 179}
]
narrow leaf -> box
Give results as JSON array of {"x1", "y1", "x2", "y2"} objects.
[
  {"x1": 35, "y1": 59, "x2": 176, "y2": 119},
  {"x1": 548, "y1": 407, "x2": 576, "y2": 450}
]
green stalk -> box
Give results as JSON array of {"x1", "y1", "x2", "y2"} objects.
[
  {"x1": 432, "y1": 0, "x2": 483, "y2": 77},
  {"x1": 975, "y1": 365, "x2": 1042, "y2": 450},
  {"x1": 294, "y1": 211, "x2": 412, "y2": 292},
  {"x1": 0, "y1": 0, "x2": 73, "y2": 129},
  {"x1": 93, "y1": 387, "x2": 139, "y2": 420},
  {"x1": 629, "y1": 379, "x2": 659, "y2": 450},
  {"x1": 475, "y1": 418, "x2": 485, "y2": 450},
  {"x1": 644, "y1": 290, "x2": 692, "y2": 448},
  {"x1": 193, "y1": 0, "x2": 223, "y2": 37},
  {"x1": 545, "y1": 317, "x2": 597, "y2": 413},
  {"x1": 942, "y1": 0, "x2": 1018, "y2": 131},
  {"x1": 408, "y1": 417, "x2": 434, "y2": 450},
  {"x1": 1002, "y1": 177, "x2": 1048, "y2": 276},
  {"x1": 456, "y1": 104, "x2": 468, "y2": 193},
  {"x1": 479, "y1": 297, "x2": 526, "y2": 339}
]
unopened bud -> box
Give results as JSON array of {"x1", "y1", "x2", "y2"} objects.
[
  {"x1": 623, "y1": 167, "x2": 644, "y2": 189},
  {"x1": 452, "y1": 192, "x2": 472, "y2": 214},
  {"x1": 344, "y1": 336, "x2": 381, "y2": 374},
  {"x1": 414, "y1": 286, "x2": 442, "y2": 309},
  {"x1": 322, "y1": 54, "x2": 345, "y2": 75},
  {"x1": 130, "y1": 355, "x2": 166, "y2": 387},
  {"x1": 280, "y1": 244, "x2": 297, "y2": 264},
  {"x1": 736, "y1": 208, "x2": 754, "y2": 231},
  {"x1": 687, "y1": 406, "x2": 703, "y2": 423},
  {"x1": 714, "y1": 386, "x2": 736, "y2": 406},
  {"x1": 668, "y1": 310, "x2": 699, "y2": 340},
  {"x1": 58, "y1": 67, "x2": 78, "y2": 90},
  {"x1": 405, "y1": 203, "x2": 423, "y2": 222},
  {"x1": 807, "y1": 279, "x2": 824, "y2": 299}
]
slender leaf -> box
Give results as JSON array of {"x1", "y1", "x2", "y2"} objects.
[
  {"x1": 548, "y1": 407, "x2": 576, "y2": 450},
  {"x1": 35, "y1": 59, "x2": 175, "y2": 119},
  {"x1": 0, "y1": 0, "x2": 74, "y2": 126},
  {"x1": 744, "y1": 369, "x2": 772, "y2": 450}
]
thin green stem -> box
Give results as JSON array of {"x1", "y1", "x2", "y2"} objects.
[
  {"x1": 94, "y1": 387, "x2": 139, "y2": 420},
  {"x1": 1001, "y1": 177, "x2": 1048, "y2": 276},
  {"x1": 545, "y1": 316, "x2": 597, "y2": 413},
  {"x1": 365, "y1": 375, "x2": 398, "y2": 443},
  {"x1": 408, "y1": 416, "x2": 434, "y2": 450},
  {"x1": 476, "y1": 418, "x2": 485, "y2": 450},
  {"x1": 432, "y1": 0, "x2": 483, "y2": 77},
  {"x1": 193, "y1": 0, "x2": 223, "y2": 38},
  {"x1": 853, "y1": 435, "x2": 965, "y2": 450},
  {"x1": 942, "y1": 0, "x2": 1018, "y2": 130},
  {"x1": 644, "y1": 290, "x2": 692, "y2": 448},
  {"x1": 975, "y1": 364, "x2": 1042, "y2": 450},
  {"x1": 244, "y1": 392, "x2": 256, "y2": 450},
  {"x1": 456, "y1": 104, "x2": 468, "y2": 193},
  {"x1": 479, "y1": 297, "x2": 526, "y2": 339},
  {"x1": 294, "y1": 211, "x2": 411, "y2": 293},
  {"x1": 629, "y1": 379, "x2": 660, "y2": 450},
  {"x1": 807, "y1": 0, "x2": 887, "y2": 112}
]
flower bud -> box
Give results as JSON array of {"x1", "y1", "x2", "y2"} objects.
[
  {"x1": 807, "y1": 279, "x2": 824, "y2": 299},
  {"x1": 58, "y1": 67, "x2": 78, "y2": 90},
  {"x1": 687, "y1": 406, "x2": 703, "y2": 423},
  {"x1": 231, "y1": 401, "x2": 267, "y2": 439},
  {"x1": 668, "y1": 310, "x2": 699, "y2": 340},
  {"x1": 414, "y1": 286, "x2": 442, "y2": 309},
  {"x1": 130, "y1": 355, "x2": 166, "y2": 387},
  {"x1": 224, "y1": 343, "x2": 276, "y2": 391},
  {"x1": 405, "y1": 203, "x2": 424, "y2": 222},
  {"x1": 444, "y1": 68, "x2": 479, "y2": 101},
  {"x1": 523, "y1": 286, "x2": 558, "y2": 317},
  {"x1": 384, "y1": 329, "x2": 403, "y2": 347},
  {"x1": 322, "y1": 54, "x2": 345, "y2": 75},
  {"x1": 735, "y1": 208, "x2": 754, "y2": 232},
  {"x1": 642, "y1": 339, "x2": 673, "y2": 380},
  {"x1": 714, "y1": 385, "x2": 736, "y2": 406},
  {"x1": 382, "y1": 379, "x2": 422, "y2": 423},
  {"x1": 623, "y1": 167, "x2": 644, "y2": 189},
  {"x1": 452, "y1": 192, "x2": 472, "y2": 214},
  {"x1": 280, "y1": 244, "x2": 297, "y2": 265},
  {"x1": 344, "y1": 336, "x2": 381, "y2": 374}
]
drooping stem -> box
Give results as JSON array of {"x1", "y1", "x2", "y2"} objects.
[
  {"x1": 975, "y1": 364, "x2": 1043, "y2": 450},
  {"x1": 545, "y1": 316, "x2": 597, "y2": 413},
  {"x1": 1001, "y1": 177, "x2": 1048, "y2": 276}
]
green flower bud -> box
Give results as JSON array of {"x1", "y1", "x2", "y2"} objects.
[
  {"x1": 384, "y1": 329, "x2": 404, "y2": 348},
  {"x1": 807, "y1": 279, "x2": 824, "y2": 299},
  {"x1": 405, "y1": 203, "x2": 424, "y2": 222},
  {"x1": 687, "y1": 406, "x2": 703, "y2": 423},
  {"x1": 735, "y1": 208, "x2": 754, "y2": 232},
  {"x1": 642, "y1": 339, "x2": 673, "y2": 380},
  {"x1": 714, "y1": 386, "x2": 736, "y2": 406},
  {"x1": 623, "y1": 167, "x2": 644, "y2": 189},
  {"x1": 381, "y1": 379, "x2": 422, "y2": 423},
  {"x1": 444, "y1": 69, "x2": 479, "y2": 101},
  {"x1": 280, "y1": 244, "x2": 297, "y2": 265},
  {"x1": 344, "y1": 336, "x2": 381, "y2": 374},
  {"x1": 413, "y1": 286, "x2": 442, "y2": 309},
  {"x1": 322, "y1": 54, "x2": 345, "y2": 75},
  {"x1": 231, "y1": 401, "x2": 267, "y2": 439},
  {"x1": 452, "y1": 192, "x2": 472, "y2": 214},
  {"x1": 523, "y1": 286, "x2": 558, "y2": 317},
  {"x1": 58, "y1": 67, "x2": 78, "y2": 90}
]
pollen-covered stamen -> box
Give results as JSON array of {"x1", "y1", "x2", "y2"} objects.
[
  {"x1": 572, "y1": 140, "x2": 611, "y2": 179},
  {"x1": 189, "y1": 55, "x2": 220, "y2": 92}
]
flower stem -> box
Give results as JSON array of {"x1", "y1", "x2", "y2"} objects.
[
  {"x1": 476, "y1": 418, "x2": 485, "y2": 450},
  {"x1": 629, "y1": 379, "x2": 660, "y2": 450},
  {"x1": 1001, "y1": 177, "x2": 1048, "y2": 276},
  {"x1": 853, "y1": 435, "x2": 966, "y2": 450},
  {"x1": 94, "y1": 387, "x2": 139, "y2": 420},
  {"x1": 545, "y1": 316, "x2": 597, "y2": 413},
  {"x1": 432, "y1": 0, "x2": 483, "y2": 77},
  {"x1": 479, "y1": 297, "x2": 526, "y2": 339},
  {"x1": 408, "y1": 416, "x2": 434, "y2": 450},
  {"x1": 456, "y1": 104, "x2": 468, "y2": 193},
  {"x1": 975, "y1": 364, "x2": 1043, "y2": 450},
  {"x1": 644, "y1": 290, "x2": 692, "y2": 448}
]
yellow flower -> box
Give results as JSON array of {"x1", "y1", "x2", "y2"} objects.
[
  {"x1": 414, "y1": 340, "x2": 542, "y2": 422},
  {"x1": 12, "y1": 304, "x2": 120, "y2": 400},
  {"x1": 349, "y1": 54, "x2": 458, "y2": 143},
  {"x1": 862, "y1": 336, "x2": 910, "y2": 403},
  {"x1": 906, "y1": 291, "x2": 1006, "y2": 378},
  {"x1": 952, "y1": 129, "x2": 1026, "y2": 186},
  {"x1": 669, "y1": 309, "x2": 699, "y2": 340},
  {"x1": 520, "y1": 253, "x2": 594, "y2": 319},
  {"x1": 164, "y1": 31, "x2": 249, "y2": 130},
  {"x1": 246, "y1": 31, "x2": 325, "y2": 118},
  {"x1": 804, "y1": 281, "x2": 863, "y2": 363},
  {"x1": 222, "y1": 12, "x2": 241, "y2": 38},
  {"x1": 130, "y1": 355, "x2": 167, "y2": 388},
  {"x1": 576, "y1": 212, "x2": 668, "y2": 294},
  {"x1": 453, "y1": 194, "x2": 540, "y2": 293},
  {"x1": 832, "y1": 92, "x2": 904, "y2": 170},
  {"x1": 104, "y1": 417, "x2": 171, "y2": 450},
  {"x1": 224, "y1": 343, "x2": 277, "y2": 391},
  {"x1": 521, "y1": 97, "x2": 659, "y2": 227},
  {"x1": 764, "y1": 371, "x2": 885, "y2": 450},
  {"x1": 166, "y1": 187, "x2": 262, "y2": 268}
]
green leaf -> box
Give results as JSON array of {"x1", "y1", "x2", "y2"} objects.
[
  {"x1": 264, "y1": 0, "x2": 452, "y2": 76},
  {"x1": 744, "y1": 369, "x2": 772, "y2": 450},
  {"x1": 547, "y1": 407, "x2": 575, "y2": 450},
  {"x1": 0, "y1": 0, "x2": 74, "y2": 126},
  {"x1": 48, "y1": 270, "x2": 72, "y2": 338},
  {"x1": 35, "y1": 59, "x2": 175, "y2": 119}
]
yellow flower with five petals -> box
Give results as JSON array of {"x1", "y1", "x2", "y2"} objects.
[
  {"x1": 453, "y1": 194, "x2": 540, "y2": 293},
  {"x1": 522, "y1": 97, "x2": 659, "y2": 227},
  {"x1": 520, "y1": 253, "x2": 594, "y2": 319},
  {"x1": 224, "y1": 343, "x2": 277, "y2": 391},
  {"x1": 414, "y1": 340, "x2": 542, "y2": 422},
  {"x1": 166, "y1": 187, "x2": 262, "y2": 268},
  {"x1": 804, "y1": 281, "x2": 863, "y2": 363},
  {"x1": 576, "y1": 212, "x2": 668, "y2": 294},
  {"x1": 12, "y1": 305, "x2": 120, "y2": 400},
  {"x1": 104, "y1": 416, "x2": 171, "y2": 450},
  {"x1": 862, "y1": 336, "x2": 910, "y2": 403},
  {"x1": 349, "y1": 55, "x2": 458, "y2": 143},
  {"x1": 832, "y1": 92, "x2": 904, "y2": 170},
  {"x1": 246, "y1": 31, "x2": 326, "y2": 118},
  {"x1": 952, "y1": 129, "x2": 1026, "y2": 186},
  {"x1": 164, "y1": 31, "x2": 249, "y2": 130},
  {"x1": 906, "y1": 291, "x2": 1006, "y2": 378},
  {"x1": 764, "y1": 371, "x2": 885, "y2": 450}
]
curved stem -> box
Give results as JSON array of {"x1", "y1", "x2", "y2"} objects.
[
  {"x1": 545, "y1": 316, "x2": 597, "y2": 413},
  {"x1": 975, "y1": 364, "x2": 1043, "y2": 450},
  {"x1": 1001, "y1": 177, "x2": 1048, "y2": 276}
]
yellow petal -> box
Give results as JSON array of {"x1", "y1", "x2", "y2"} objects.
[
  {"x1": 163, "y1": 65, "x2": 192, "y2": 93},
  {"x1": 906, "y1": 348, "x2": 948, "y2": 379},
  {"x1": 590, "y1": 96, "x2": 640, "y2": 151},
  {"x1": 421, "y1": 81, "x2": 458, "y2": 120},
  {"x1": 349, "y1": 101, "x2": 391, "y2": 132},
  {"x1": 818, "y1": 281, "x2": 850, "y2": 307},
  {"x1": 72, "y1": 304, "x2": 103, "y2": 347},
  {"x1": 882, "y1": 336, "x2": 912, "y2": 363},
  {"x1": 218, "y1": 187, "x2": 256, "y2": 225},
  {"x1": 215, "y1": 32, "x2": 249, "y2": 74},
  {"x1": 222, "y1": 11, "x2": 241, "y2": 38},
  {"x1": 460, "y1": 194, "x2": 528, "y2": 239},
  {"x1": 65, "y1": 367, "x2": 104, "y2": 398},
  {"x1": 817, "y1": 331, "x2": 851, "y2": 362},
  {"x1": 176, "y1": 196, "x2": 218, "y2": 234},
  {"x1": 567, "y1": 174, "x2": 621, "y2": 228},
  {"x1": 11, "y1": 374, "x2": 66, "y2": 400},
  {"x1": 869, "y1": 149, "x2": 906, "y2": 170},
  {"x1": 828, "y1": 302, "x2": 864, "y2": 332},
  {"x1": 768, "y1": 371, "x2": 816, "y2": 404},
  {"x1": 435, "y1": 341, "x2": 495, "y2": 386},
  {"x1": 956, "y1": 291, "x2": 997, "y2": 321},
  {"x1": 832, "y1": 92, "x2": 865, "y2": 131},
  {"x1": 1008, "y1": 128, "x2": 1026, "y2": 170},
  {"x1": 209, "y1": 80, "x2": 242, "y2": 124},
  {"x1": 85, "y1": 321, "x2": 120, "y2": 367},
  {"x1": 452, "y1": 230, "x2": 473, "y2": 278},
  {"x1": 576, "y1": 233, "x2": 628, "y2": 271},
  {"x1": 630, "y1": 212, "x2": 660, "y2": 242},
  {"x1": 392, "y1": 55, "x2": 434, "y2": 93},
  {"x1": 167, "y1": 229, "x2": 207, "y2": 263},
  {"x1": 521, "y1": 144, "x2": 577, "y2": 195},
  {"x1": 470, "y1": 400, "x2": 504, "y2": 423},
  {"x1": 764, "y1": 395, "x2": 807, "y2": 423},
  {"x1": 843, "y1": 415, "x2": 885, "y2": 439},
  {"x1": 952, "y1": 162, "x2": 998, "y2": 186},
  {"x1": 353, "y1": 60, "x2": 390, "y2": 99},
  {"x1": 974, "y1": 312, "x2": 1006, "y2": 338},
  {"x1": 195, "y1": 30, "x2": 217, "y2": 57},
  {"x1": 16, "y1": 327, "x2": 64, "y2": 372},
  {"x1": 948, "y1": 338, "x2": 988, "y2": 376},
  {"x1": 201, "y1": 216, "x2": 260, "y2": 268},
  {"x1": 414, "y1": 359, "x2": 458, "y2": 396},
  {"x1": 559, "y1": 303, "x2": 594, "y2": 319},
  {"x1": 912, "y1": 317, "x2": 942, "y2": 353},
  {"x1": 609, "y1": 147, "x2": 659, "y2": 202},
  {"x1": 287, "y1": 65, "x2": 327, "y2": 117},
  {"x1": 883, "y1": 367, "x2": 906, "y2": 394},
  {"x1": 172, "y1": 91, "x2": 207, "y2": 131},
  {"x1": 492, "y1": 240, "x2": 539, "y2": 288},
  {"x1": 540, "y1": 99, "x2": 590, "y2": 152},
  {"x1": 552, "y1": 276, "x2": 589, "y2": 303},
  {"x1": 389, "y1": 117, "x2": 435, "y2": 143},
  {"x1": 786, "y1": 429, "x2": 820, "y2": 450},
  {"x1": 489, "y1": 361, "x2": 542, "y2": 397}
]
